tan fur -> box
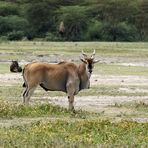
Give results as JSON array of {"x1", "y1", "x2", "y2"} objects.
[
  {"x1": 23, "y1": 51, "x2": 98, "y2": 111},
  {"x1": 23, "y1": 62, "x2": 79, "y2": 92}
]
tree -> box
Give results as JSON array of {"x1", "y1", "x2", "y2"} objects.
[
  {"x1": 26, "y1": 2, "x2": 55, "y2": 37},
  {"x1": 0, "y1": 2, "x2": 19, "y2": 16},
  {"x1": 0, "y1": 15, "x2": 28, "y2": 35},
  {"x1": 0, "y1": 0, "x2": 147, "y2": 41},
  {"x1": 86, "y1": 0, "x2": 140, "y2": 41},
  {"x1": 85, "y1": 20, "x2": 103, "y2": 40},
  {"x1": 57, "y1": 6, "x2": 89, "y2": 40},
  {"x1": 136, "y1": 0, "x2": 148, "y2": 40}
]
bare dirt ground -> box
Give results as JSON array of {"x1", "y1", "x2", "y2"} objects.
[
  {"x1": 1, "y1": 73, "x2": 148, "y2": 85},
  {"x1": 0, "y1": 42, "x2": 148, "y2": 128},
  {"x1": 0, "y1": 73, "x2": 148, "y2": 107},
  {"x1": 0, "y1": 57, "x2": 148, "y2": 123},
  {"x1": 0, "y1": 73, "x2": 22, "y2": 84}
]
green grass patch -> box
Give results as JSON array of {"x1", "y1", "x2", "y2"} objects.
[
  {"x1": 95, "y1": 63, "x2": 148, "y2": 76},
  {"x1": 0, "y1": 42, "x2": 148, "y2": 61},
  {"x1": 112, "y1": 101, "x2": 148, "y2": 113},
  {"x1": 0, "y1": 85, "x2": 23, "y2": 102},
  {"x1": 0, "y1": 119, "x2": 147, "y2": 147},
  {"x1": 0, "y1": 64, "x2": 10, "y2": 73},
  {"x1": 0, "y1": 85, "x2": 66, "y2": 101},
  {"x1": 0, "y1": 41, "x2": 148, "y2": 147},
  {"x1": 0, "y1": 100, "x2": 101, "y2": 119},
  {"x1": 80, "y1": 85, "x2": 148, "y2": 97},
  {"x1": 0, "y1": 101, "x2": 68, "y2": 118},
  {"x1": 1, "y1": 84, "x2": 148, "y2": 104}
]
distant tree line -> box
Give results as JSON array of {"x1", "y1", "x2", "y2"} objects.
[{"x1": 0, "y1": 0, "x2": 147, "y2": 41}]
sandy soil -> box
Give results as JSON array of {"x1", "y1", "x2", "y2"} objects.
[
  {"x1": 1, "y1": 73, "x2": 148, "y2": 85},
  {"x1": 0, "y1": 72, "x2": 148, "y2": 124},
  {"x1": 1, "y1": 72, "x2": 148, "y2": 107},
  {"x1": 91, "y1": 74, "x2": 148, "y2": 86},
  {"x1": 0, "y1": 73, "x2": 22, "y2": 84}
]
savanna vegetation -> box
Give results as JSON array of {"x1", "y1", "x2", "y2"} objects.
[
  {"x1": 0, "y1": 0, "x2": 147, "y2": 41},
  {"x1": 0, "y1": 42, "x2": 148, "y2": 147},
  {"x1": 0, "y1": 0, "x2": 148, "y2": 147},
  {"x1": 0, "y1": 100, "x2": 148, "y2": 147}
]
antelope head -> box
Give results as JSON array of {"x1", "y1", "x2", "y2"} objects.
[{"x1": 80, "y1": 49, "x2": 99, "y2": 75}]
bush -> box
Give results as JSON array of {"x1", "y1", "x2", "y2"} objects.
[
  {"x1": 0, "y1": 16, "x2": 29, "y2": 35},
  {"x1": 6, "y1": 15, "x2": 29, "y2": 32},
  {"x1": 45, "y1": 32, "x2": 59, "y2": 41},
  {"x1": 26, "y1": 2, "x2": 54, "y2": 34},
  {"x1": 0, "y1": 2, "x2": 19, "y2": 16},
  {"x1": 57, "y1": 6, "x2": 88, "y2": 41},
  {"x1": 116, "y1": 22, "x2": 138, "y2": 41},
  {"x1": 101, "y1": 22, "x2": 138, "y2": 41},
  {"x1": 7, "y1": 31, "x2": 24, "y2": 40},
  {"x1": 143, "y1": 36, "x2": 148, "y2": 42},
  {"x1": 0, "y1": 36, "x2": 8, "y2": 41},
  {"x1": 0, "y1": 0, "x2": 146, "y2": 41},
  {"x1": 0, "y1": 16, "x2": 11, "y2": 34},
  {"x1": 84, "y1": 20, "x2": 103, "y2": 41}
]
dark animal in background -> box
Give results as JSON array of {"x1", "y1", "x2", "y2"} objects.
[{"x1": 10, "y1": 60, "x2": 22, "y2": 72}]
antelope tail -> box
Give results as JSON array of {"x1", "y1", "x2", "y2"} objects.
[{"x1": 22, "y1": 68, "x2": 27, "y2": 87}]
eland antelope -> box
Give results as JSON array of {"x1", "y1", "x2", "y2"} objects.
[{"x1": 22, "y1": 50, "x2": 98, "y2": 111}]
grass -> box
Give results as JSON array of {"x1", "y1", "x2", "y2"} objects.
[
  {"x1": 0, "y1": 100, "x2": 101, "y2": 119},
  {"x1": 95, "y1": 63, "x2": 148, "y2": 76},
  {"x1": 80, "y1": 85, "x2": 148, "y2": 97},
  {"x1": 109, "y1": 101, "x2": 148, "y2": 119},
  {"x1": 1, "y1": 84, "x2": 148, "y2": 103},
  {"x1": 0, "y1": 42, "x2": 148, "y2": 60},
  {"x1": 0, "y1": 64, "x2": 10, "y2": 73},
  {"x1": 0, "y1": 41, "x2": 148, "y2": 147},
  {"x1": 0, "y1": 119, "x2": 147, "y2": 147},
  {"x1": 0, "y1": 101, "x2": 69, "y2": 118},
  {"x1": 0, "y1": 85, "x2": 23, "y2": 100},
  {"x1": 112, "y1": 101, "x2": 148, "y2": 112}
]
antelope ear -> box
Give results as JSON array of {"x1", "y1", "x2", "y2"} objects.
[
  {"x1": 80, "y1": 58, "x2": 87, "y2": 64},
  {"x1": 93, "y1": 59, "x2": 100, "y2": 63}
]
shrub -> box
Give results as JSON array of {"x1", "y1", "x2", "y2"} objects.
[
  {"x1": 0, "y1": 36, "x2": 7, "y2": 41},
  {"x1": 26, "y1": 2, "x2": 54, "y2": 34},
  {"x1": 57, "y1": 6, "x2": 88, "y2": 41},
  {"x1": 45, "y1": 32, "x2": 59, "y2": 41},
  {"x1": 116, "y1": 22, "x2": 138, "y2": 41},
  {"x1": 101, "y1": 22, "x2": 138, "y2": 41},
  {"x1": 7, "y1": 31, "x2": 24, "y2": 40},
  {"x1": 6, "y1": 15, "x2": 29, "y2": 32},
  {"x1": 0, "y1": 2, "x2": 19, "y2": 16},
  {"x1": 85, "y1": 20, "x2": 103, "y2": 41},
  {"x1": 0, "y1": 16, "x2": 11, "y2": 34},
  {"x1": 0, "y1": 15, "x2": 29, "y2": 35}
]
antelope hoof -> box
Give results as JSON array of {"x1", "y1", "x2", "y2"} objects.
[
  {"x1": 69, "y1": 106, "x2": 75, "y2": 112},
  {"x1": 23, "y1": 101, "x2": 29, "y2": 106}
]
